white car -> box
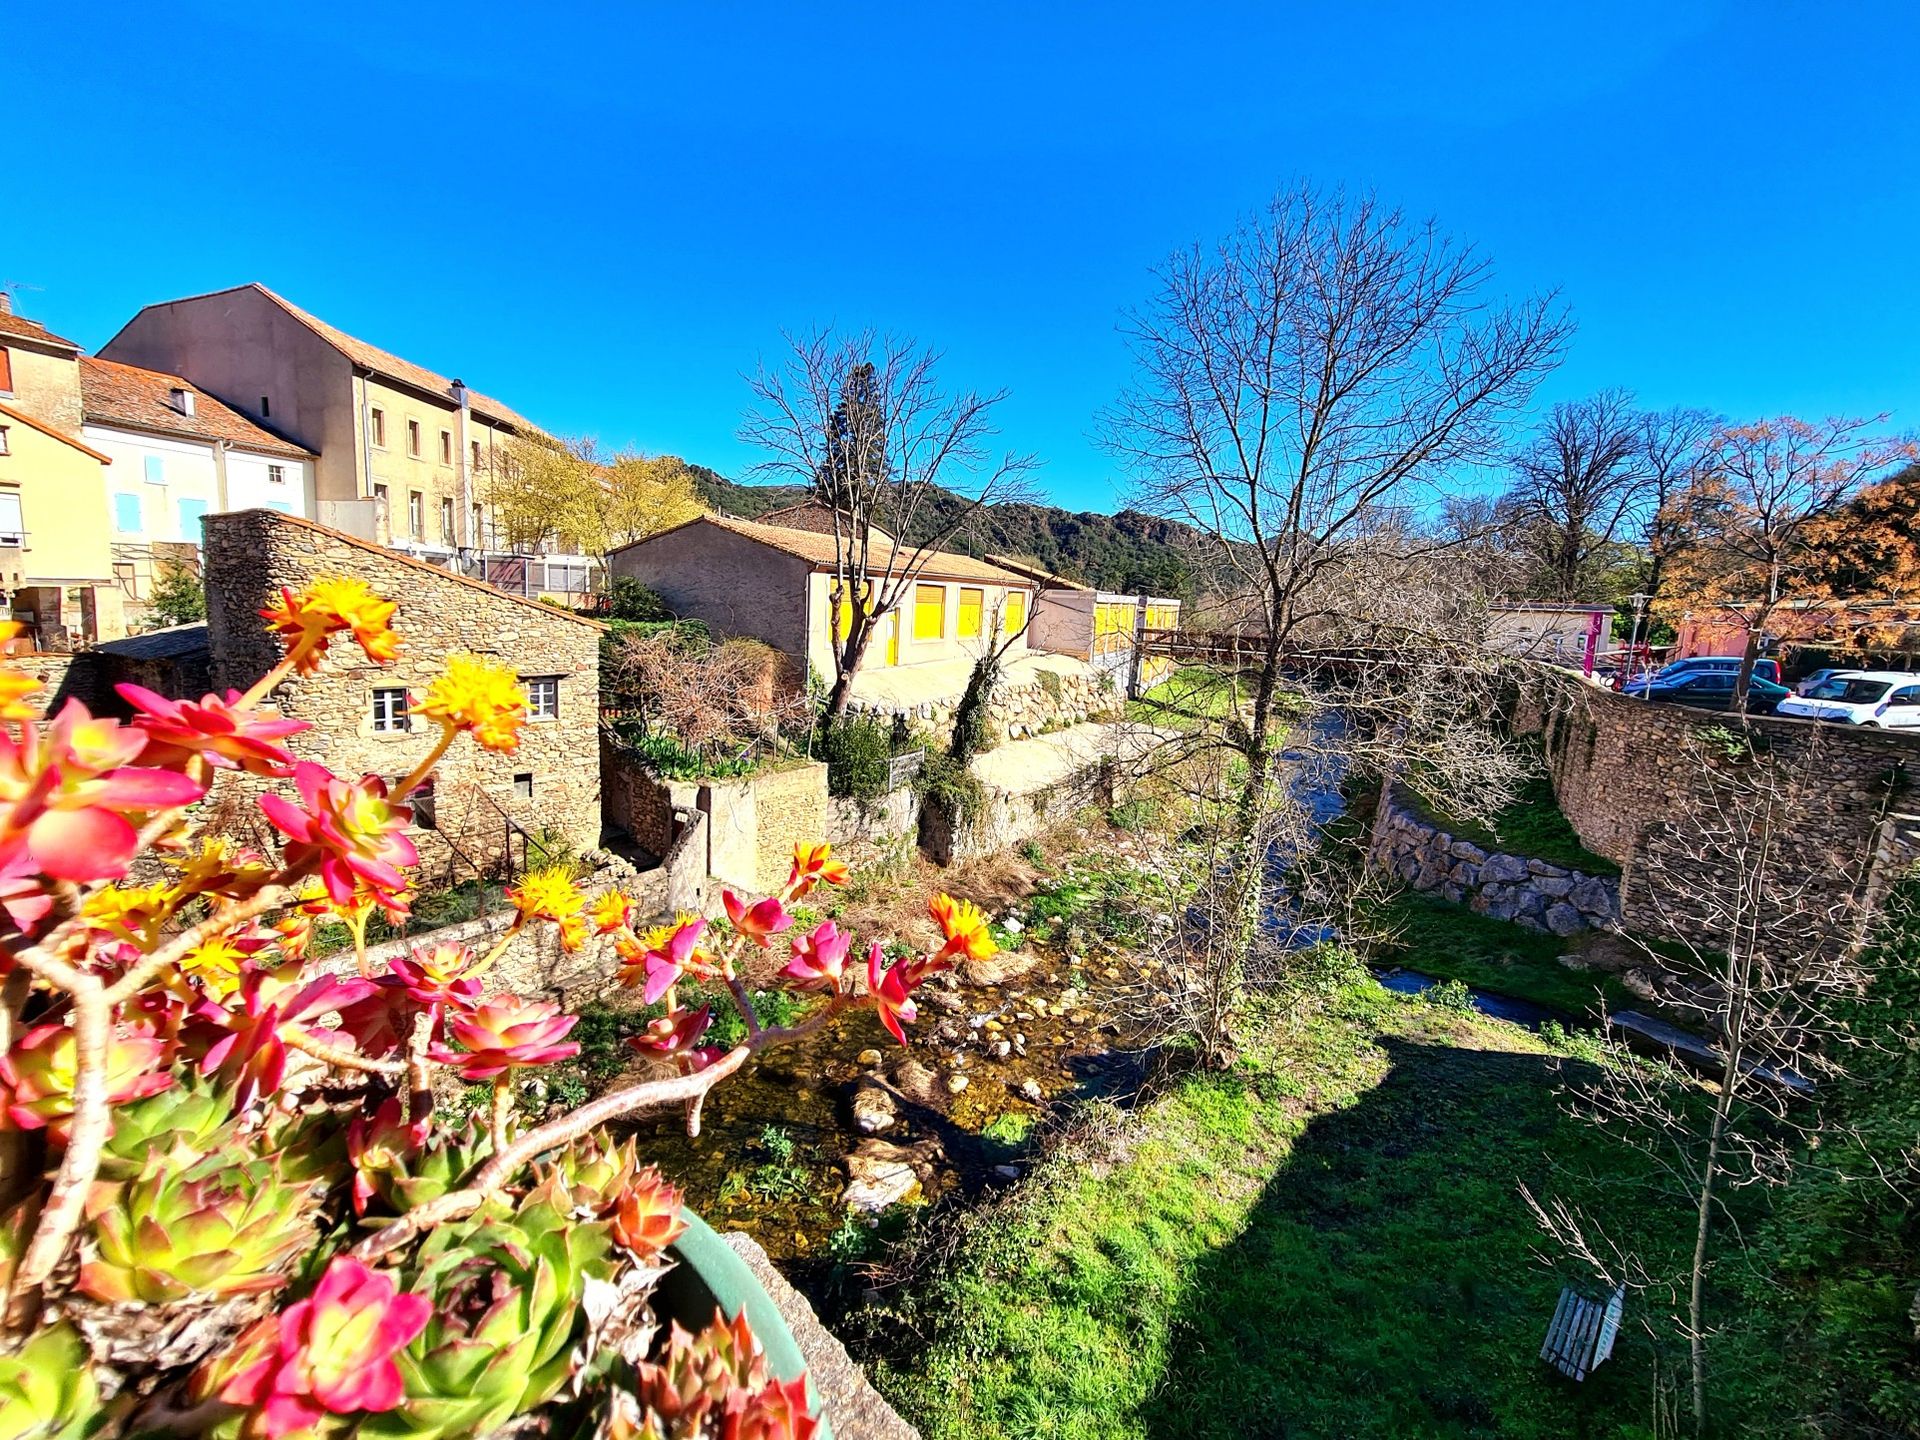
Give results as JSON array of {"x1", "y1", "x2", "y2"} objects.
[{"x1": 1776, "y1": 671, "x2": 1920, "y2": 729}]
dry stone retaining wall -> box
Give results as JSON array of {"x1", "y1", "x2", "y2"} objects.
[
  {"x1": 1369, "y1": 790, "x2": 1619, "y2": 936},
  {"x1": 844, "y1": 665, "x2": 1121, "y2": 745}
]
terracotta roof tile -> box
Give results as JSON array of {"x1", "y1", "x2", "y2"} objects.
[
  {"x1": 0, "y1": 311, "x2": 80, "y2": 353},
  {"x1": 628, "y1": 514, "x2": 1031, "y2": 586},
  {"x1": 80, "y1": 358, "x2": 313, "y2": 459}
]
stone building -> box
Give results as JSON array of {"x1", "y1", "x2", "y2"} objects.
[
  {"x1": 100, "y1": 284, "x2": 534, "y2": 554},
  {"x1": 202, "y1": 509, "x2": 604, "y2": 876}
]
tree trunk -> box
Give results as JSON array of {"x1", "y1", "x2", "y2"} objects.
[
  {"x1": 1237, "y1": 628, "x2": 1285, "y2": 829},
  {"x1": 1687, "y1": 1058, "x2": 1736, "y2": 1436}
]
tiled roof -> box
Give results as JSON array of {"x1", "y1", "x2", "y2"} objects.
[
  {"x1": 97, "y1": 622, "x2": 210, "y2": 661},
  {"x1": 135, "y1": 284, "x2": 539, "y2": 433},
  {"x1": 755, "y1": 501, "x2": 893, "y2": 543},
  {"x1": 987, "y1": 554, "x2": 1090, "y2": 590},
  {"x1": 80, "y1": 358, "x2": 313, "y2": 459},
  {"x1": 0, "y1": 402, "x2": 113, "y2": 464},
  {"x1": 0, "y1": 310, "x2": 80, "y2": 354},
  {"x1": 627, "y1": 513, "x2": 1032, "y2": 586}
]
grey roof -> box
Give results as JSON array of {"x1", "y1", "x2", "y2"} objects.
[{"x1": 97, "y1": 622, "x2": 210, "y2": 661}]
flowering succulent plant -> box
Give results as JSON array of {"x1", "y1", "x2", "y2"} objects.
[{"x1": 0, "y1": 570, "x2": 995, "y2": 1438}]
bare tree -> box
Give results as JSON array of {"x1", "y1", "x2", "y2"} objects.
[
  {"x1": 1534, "y1": 726, "x2": 1874, "y2": 1436},
  {"x1": 740, "y1": 331, "x2": 1037, "y2": 718},
  {"x1": 1656, "y1": 415, "x2": 1914, "y2": 704},
  {"x1": 1503, "y1": 389, "x2": 1651, "y2": 601},
  {"x1": 1105, "y1": 182, "x2": 1571, "y2": 824},
  {"x1": 1637, "y1": 406, "x2": 1718, "y2": 608}
]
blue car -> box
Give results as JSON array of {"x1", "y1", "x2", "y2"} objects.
[{"x1": 1636, "y1": 669, "x2": 1790, "y2": 714}]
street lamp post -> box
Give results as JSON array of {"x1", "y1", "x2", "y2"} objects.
[{"x1": 1626, "y1": 592, "x2": 1650, "y2": 698}]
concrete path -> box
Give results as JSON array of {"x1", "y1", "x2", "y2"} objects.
[{"x1": 972, "y1": 720, "x2": 1170, "y2": 795}]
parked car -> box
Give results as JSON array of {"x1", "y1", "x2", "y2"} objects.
[
  {"x1": 1623, "y1": 656, "x2": 1781, "y2": 696},
  {"x1": 1792, "y1": 667, "x2": 1848, "y2": 696},
  {"x1": 1636, "y1": 669, "x2": 1791, "y2": 714},
  {"x1": 1776, "y1": 672, "x2": 1920, "y2": 729}
]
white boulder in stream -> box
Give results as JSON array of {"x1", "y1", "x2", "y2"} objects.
[
  {"x1": 843, "y1": 1140, "x2": 921, "y2": 1212},
  {"x1": 851, "y1": 1085, "x2": 899, "y2": 1134}
]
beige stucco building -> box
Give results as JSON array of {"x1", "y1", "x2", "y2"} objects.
[
  {"x1": 0, "y1": 299, "x2": 125, "y2": 645},
  {"x1": 608, "y1": 514, "x2": 1035, "y2": 679},
  {"x1": 100, "y1": 284, "x2": 534, "y2": 555}
]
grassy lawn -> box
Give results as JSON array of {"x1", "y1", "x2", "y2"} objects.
[
  {"x1": 870, "y1": 983, "x2": 1702, "y2": 1439},
  {"x1": 1125, "y1": 666, "x2": 1251, "y2": 728},
  {"x1": 1404, "y1": 766, "x2": 1619, "y2": 877},
  {"x1": 1367, "y1": 890, "x2": 1633, "y2": 1021}
]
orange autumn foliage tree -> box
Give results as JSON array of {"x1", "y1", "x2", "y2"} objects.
[
  {"x1": 1652, "y1": 416, "x2": 1917, "y2": 701},
  {"x1": 1807, "y1": 462, "x2": 1920, "y2": 651}
]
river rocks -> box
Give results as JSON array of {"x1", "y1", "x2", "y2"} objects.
[
  {"x1": 856, "y1": 1049, "x2": 884, "y2": 1067},
  {"x1": 947, "y1": 1074, "x2": 969, "y2": 1095},
  {"x1": 1369, "y1": 788, "x2": 1620, "y2": 936},
  {"x1": 850, "y1": 1085, "x2": 898, "y2": 1134},
  {"x1": 993, "y1": 1164, "x2": 1021, "y2": 1181},
  {"x1": 892, "y1": 1058, "x2": 944, "y2": 1107},
  {"x1": 991, "y1": 1040, "x2": 1012, "y2": 1059},
  {"x1": 843, "y1": 1140, "x2": 920, "y2": 1212},
  {"x1": 1017, "y1": 1078, "x2": 1044, "y2": 1103}
]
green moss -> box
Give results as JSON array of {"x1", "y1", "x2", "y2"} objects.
[{"x1": 1405, "y1": 766, "x2": 1619, "y2": 877}]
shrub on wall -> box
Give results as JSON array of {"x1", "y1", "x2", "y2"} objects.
[{"x1": 822, "y1": 715, "x2": 894, "y2": 798}]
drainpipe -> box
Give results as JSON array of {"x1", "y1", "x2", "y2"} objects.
[
  {"x1": 453, "y1": 379, "x2": 473, "y2": 550},
  {"x1": 211, "y1": 439, "x2": 230, "y2": 514},
  {"x1": 355, "y1": 368, "x2": 376, "y2": 540}
]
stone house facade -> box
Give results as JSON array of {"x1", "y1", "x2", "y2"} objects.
[{"x1": 201, "y1": 509, "x2": 604, "y2": 877}]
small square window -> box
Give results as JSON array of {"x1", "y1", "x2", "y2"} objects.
[
  {"x1": 513, "y1": 772, "x2": 533, "y2": 800},
  {"x1": 524, "y1": 675, "x2": 560, "y2": 720},
  {"x1": 406, "y1": 420, "x2": 421, "y2": 458},
  {"x1": 267, "y1": 464, "x2": 286, "y2": 485},
  {"x1": 370, "y1": 408, "x2": 386, "y2": 448},
  {"x1": 371, "y1": 687, "x2": 410, "y2": 734}
]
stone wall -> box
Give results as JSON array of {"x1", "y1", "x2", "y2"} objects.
[
  {"x1": 201, "y1": 509, "x2": 605, "y2": 874},
  {"x1": 921, "y1": 755, "x2": 1114, "y2": 865},
  {"x1": 844, "y1": 663, "x2": 1122, "y2": 745},
  {"x1": 1369, "y1": 790, "x2": 1619, "y2": 936},
  {"x1": 827, "y1": 786, "x2": 922, "y2": 859},
  {"x1": 4, "y1": 650, "x2": 107, "y2": 718},
  {"x1": 1517, "y1": 684, "x2": 1920, "y2": 946},
  {"x1": 746, "y1": 762, "x2": 832, "y2": 894},
  {"x1": 601, "y1": 728, "x2": 698, "y2": 859}
]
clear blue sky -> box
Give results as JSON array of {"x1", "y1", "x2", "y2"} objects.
[{"x1": 9, "y1": 2, "x2": 1915, "y2": 512}]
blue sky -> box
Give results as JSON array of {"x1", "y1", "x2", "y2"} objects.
[{"x1": 9, "y1": 2, "x2": 1915, "y2": 512}]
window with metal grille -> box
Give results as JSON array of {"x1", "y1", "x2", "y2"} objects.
[{"x1": 371, "y1": 688, "x2": 409, "y2": 733}]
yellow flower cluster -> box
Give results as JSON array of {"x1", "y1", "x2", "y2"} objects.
[
  {"x1": 262, "y1": 576, "x2": 401, "y2": 672},
  {"x1": 0, "y1": 622, "x2": 42, "y2": 722},
  {"x1": 508, "y1": 866, "x2": 589, "y2": 952},
  {"x1": 416, "y1": 654, "x2": 529, "y2": 754}
]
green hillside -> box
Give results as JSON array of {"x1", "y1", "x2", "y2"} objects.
[{"x1": 689, "y1": 468, "x2": 1204, "y2": 598}]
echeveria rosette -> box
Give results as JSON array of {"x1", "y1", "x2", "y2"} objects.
[
  {"x1": 260, "y1": 763, "x2": 418, "y2": 914},
  {"x1": 0, "y1": 1323, "x2": 99, "y2": 1440},
  {"x1": 632, "y1": 1309, "x2": 819, "y2": 1440},
  {"x1": 260, "y1": 576, "x2": 402, "y2": 674},
  {"x1": 200, "y1": 1255, "x2": 430, "y2": 1440},
  {"x1": 523, "y1": 1129, "x2": 643, "y2": 1218},
  {"x1": 78, "y1": 1148, "x2": 320, "y2": 1304},
  {"x1": 626, "y1": 1005, "x2": 717, "y2": 1068},
  {"x1": 778, "y1": 920, "x2": 854, "y2": 991},
  {"x1": 608, "y1": 1167, "x2": 688, "y2": 1261},
  {"x1": 0, "y1": 699, "x2": 206, "y2": 883},
  {"x1": 427, "y1": 995, "x2": 580, "y2": 1081},
  {"x1": 348, "y1": 1103, "x2": 488, "y2": 1219},
  {"x1": 0, "y1": 1018, "x2": 174, "y2": 1145},
  {"x1": 98, "y1": 1075, "x2": 240, "y2": 1180},
  {"x1": 117, "y1": 683, "x2": 311, "y2": 776},
  {"x1": 722, "y1": 889, "x2": 792, "y2": 949},
  {"x1": 370, "y1": 1200, "x2": 614, "y2": 1439}
]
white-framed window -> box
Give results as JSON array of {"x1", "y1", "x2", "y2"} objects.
[
  {"x1": 524, "y1": 675, "x2": 560, "y2": 720},
  {"x1": 267, "y1": 464, "x2": 286, "y2": 485},
  {"x1": 440, "y1": 497, "x2": 455, "y2": 544},
  {"x1": 408, "y1": 491, "x2": 423, "y2": 540},
  {"x1": 371, "y1": 687, "x2": 410, "y2": 734},
  {"x1": 0, "y1": 490, "x2": 23, "y2": 546}
]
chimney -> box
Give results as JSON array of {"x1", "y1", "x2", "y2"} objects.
[
  {"x1": 452, "y1": 378, "x2": 470, "y2": 410},
  {"x1": 169, "y1": 386, "x2": 196, "y2": 417},
  {"x1": 0, "y1": 292, "x2": 11, "y2": 315}
]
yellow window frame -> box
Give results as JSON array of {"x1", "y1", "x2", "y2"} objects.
[
  {"x1": 1004, "y1": 589, "x2": 1027, "y2": 635},
  {"x1": 913, "y1": 583, "x2": 946, "y2": 641},
  {"x1": 958, "y1": 587, "x2": 984, "y2": 639}
]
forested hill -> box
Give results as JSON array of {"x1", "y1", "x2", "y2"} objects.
[{"x1": 689, "y1": 467, "x2": 1206, "y2": 598}]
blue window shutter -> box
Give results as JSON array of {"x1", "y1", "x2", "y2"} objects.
[
  {"x1": 176, "y1": 498, "x2": 209, "y2": 542},
  {"x1": 113, "y1": 494, "x2": 143, "y2": 533},
  {"x1": 144, "y1": 455, "x2": 165, "y2": 485}
]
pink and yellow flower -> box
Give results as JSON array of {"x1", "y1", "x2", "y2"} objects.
[
  {"x1": 787, "y1": 841, "x2": 850, "y2": 897},
  {"x1": 345, "y1": 1097, "x2": 427, "y2": 1217},
  {"x1": 0, "y1": 1019, "x2": 174, "y2": 1144},
  {"x1": 195, "y1": 972, "x2": 377, "y2": 1111},
  {"x1": 0, "y1": 623, "x2": 43, "y2": 722},
  {"x1": 620, "y1": 916, "x2": 711, "y2": 1005},
  {"x1": 779, "y1": 920, "x2": 853, "y2": 991},
  {"x1": 207, "y1": 1255, "x2": 430, "y2": 1438},
  {"x1": 722, "y1": 890, "x2": 792, "y2": 949},
  {"x1": 866, "y1": 943, "x2": 918, "y2": 1047},
  {"x1": 929, "y1": 893, "x2": 996, "y2": 963},
  {"x1": 259, "y1": 763, "x2": 417, "y2": 912},
  {"x1": 414, "y1": 654, "x2": 528, "y2": 753},
  {"x1": 428, "y1": 994, "x2": 581, "y2": 1080},
  {"x1": 117, "y1": 684, "x2": 310, "y2": 776},
  {"x1": 609, "y1": 1167, "x2": 688, "y2": 1260},
  {"x1": 261, "y1": 577, "x2": 401, "y2": 673},
  {"x1": 386, "y1": 942, "x2": 481, "y2": 1009},
  {"x1": 627, "y1": 1005, "x2": 715, "y2": 1063},
  {"x1": 0, "y1": 700, "x2": 207, "y2": 883}
]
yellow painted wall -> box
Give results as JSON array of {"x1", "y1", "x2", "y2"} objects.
[
  {"x1": 0, "y1": 344, "x2": 83, "y2": 435},
  {"x1": 0, "y1": 417, "x2": 124, "y2": 640},
  {"x1": 807, "y1": 571, "x2": 1029, "y2": 676}
]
